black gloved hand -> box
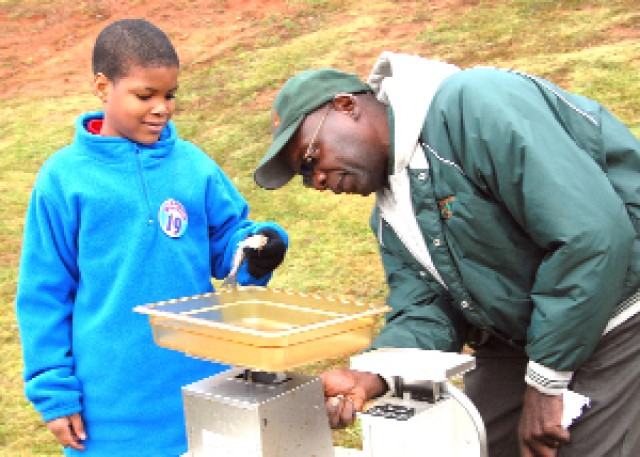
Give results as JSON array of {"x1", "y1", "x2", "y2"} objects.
[{"x1": 244, "y1": 228, "x2": 286, "y2": 279}]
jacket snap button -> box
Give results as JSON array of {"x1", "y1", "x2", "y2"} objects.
[
  {"x1": 419, "y1": 271, "x2": 427, "y2": 277},
  {"x1": 433, "y1": 238, "x2": 442, "y2": 247},
  {"x1": 418, "y1": 172, "x2": 427, "y2": 181},
  {"x1": 461, "y1": 301, "x2": 470, "y2": 309}
]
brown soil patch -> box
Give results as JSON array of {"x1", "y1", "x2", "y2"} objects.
[
  {"x1": 0, "y1": 0, "x2": 300, "y2": 100},
  {"x1": 0, "y1": 0, "x2": 479, "y2": 101}
]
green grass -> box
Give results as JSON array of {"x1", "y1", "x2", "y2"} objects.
[{"x1": 1, "y1": 0, "x2": 639, "y2": 454}]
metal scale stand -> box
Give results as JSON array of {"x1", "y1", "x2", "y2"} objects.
[
  {"x1": 182, "y1": 368, "x2": 335, "y2": 457},
  {"x1": 135, "y1": 287, "x2": 486, "y2": 457}
]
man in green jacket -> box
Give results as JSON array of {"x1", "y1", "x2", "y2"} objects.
[{"x1": 254, "y1": 52, "x2": 640, "y2": 457}]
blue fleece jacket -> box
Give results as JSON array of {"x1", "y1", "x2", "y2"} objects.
[{"x1": 15, "y1": 111, "x2": 288, "y2": 456}]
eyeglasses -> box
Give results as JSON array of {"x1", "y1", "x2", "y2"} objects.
[{"x1": 300, "y1": 106, "x2": 331, "y2": 188}]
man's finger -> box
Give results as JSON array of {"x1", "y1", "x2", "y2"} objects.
[
  {"x1": 521, "y1": 436, "x2": 562, "y2": 457},
  {"x1": 326, "y1": 395, "x2": 357, "y2": 429},
  {"x1": 339, "y1": 396, "x2": 356, "y2": 426},
  {"x1": 326, "y1": 396, "x2": 341, "y2": 428},
  {"x1": 544, "y1": 437, "x2": 564, "y2": 449}
]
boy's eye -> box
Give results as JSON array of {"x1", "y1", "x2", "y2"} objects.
[{"x1": 136, "y1": 93, "x2": 176, "y2": 101}]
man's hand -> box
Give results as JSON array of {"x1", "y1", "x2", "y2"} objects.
[
  {"x1": 244, "y1": 228, "x2": 286, "y2": 278},
  {"x1": 320, "y1": 368, "x2": 387, "y2": 429},
  {"x1": 519, "y1": 385, "x2": 570, "y2": 456},
  {"x1": 47, "y1": 412, "x2": 87, "y2": 451}
]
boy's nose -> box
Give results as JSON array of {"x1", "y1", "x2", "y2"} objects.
[{"x1": 151, "y1": 101, "x2": 171, "y2": 115}]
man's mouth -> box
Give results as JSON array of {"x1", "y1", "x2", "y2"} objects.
[{"x1": 334, "y1": 174, "x2": 346, "y2": 194}]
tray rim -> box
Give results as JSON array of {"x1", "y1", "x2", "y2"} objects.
[{"x1": 133, "y1": 286, "x2": 390, "y2": 339}]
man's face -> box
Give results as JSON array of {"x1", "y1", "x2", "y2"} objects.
[
  {"x1": 283, "y1": 96, "x2": 388, "y2": 196},
  {"x1": 95, "y1": 65, "x2": 179, "y2": 145}
]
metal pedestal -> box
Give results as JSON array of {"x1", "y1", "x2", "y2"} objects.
[{"x1": 182, "y1": 367, "x2": 334, "y2": 457}]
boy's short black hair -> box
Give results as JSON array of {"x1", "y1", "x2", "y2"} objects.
[{"x1": 92, "y1": 18, "x2": 179, "y2": 81}]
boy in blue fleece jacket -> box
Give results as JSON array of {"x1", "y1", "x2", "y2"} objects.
[{"x1": 15, "y1": 18, "x2": 288, "y2": 456}]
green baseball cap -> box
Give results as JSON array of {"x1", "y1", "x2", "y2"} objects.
[{"x1": 254, "y1": 68, "x2": 371, "y2": 190}]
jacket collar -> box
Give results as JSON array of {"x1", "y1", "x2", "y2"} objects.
[{"x1": 74, "y1": 111, "x2": 177, "y2": 161}]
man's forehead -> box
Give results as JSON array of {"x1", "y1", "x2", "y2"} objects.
[{"x1": 287, "y1": 110, "x2": 316, "y2": 147}]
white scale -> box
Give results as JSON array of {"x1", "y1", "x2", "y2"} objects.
[{"x1": 135, "y1": 287, "x2": 487, "y2": 457}]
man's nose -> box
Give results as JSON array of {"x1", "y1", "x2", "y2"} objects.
[{"x1": 312, "y1": 172, "x2": 328, "y2": 191}]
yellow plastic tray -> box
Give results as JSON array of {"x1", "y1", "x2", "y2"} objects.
[{"x1": 134, "y1": 286, "x2": 389, "y2": 371}]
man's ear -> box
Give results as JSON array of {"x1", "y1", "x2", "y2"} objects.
[
  {"x1": 332, "y1": 93, "x2": 358, "y2": 118},
  {"x1": 93, "y1": 73, "x2": 111, "y2": 103}
]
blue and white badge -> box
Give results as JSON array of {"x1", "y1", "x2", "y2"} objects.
[{"x1": 158, "y1": 199, "x2": 188, "y2": 238}]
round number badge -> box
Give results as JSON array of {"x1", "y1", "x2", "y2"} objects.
[{"x1": 158, "y1": 199, "x2": 188, "y2": 238}]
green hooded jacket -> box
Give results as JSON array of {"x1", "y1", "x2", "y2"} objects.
[{"x1": 370, "y1": 66, "x2": 640, "y2": 372}]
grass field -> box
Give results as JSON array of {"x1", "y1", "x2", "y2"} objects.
[{"x1": 1, "y1": 0, "x2": 639, "y2": 454}]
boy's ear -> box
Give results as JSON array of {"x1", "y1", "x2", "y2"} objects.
[{"x1": 93, "y1": 73, "x2": 110, "y2": 102}]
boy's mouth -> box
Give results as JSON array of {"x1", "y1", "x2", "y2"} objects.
[{"x1": 144, "y1": 122, "x2": 165, "y2": 134}]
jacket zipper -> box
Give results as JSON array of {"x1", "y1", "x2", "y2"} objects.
[{"x1": 134, "y1": 147, "x2": 154, "y2": 224}]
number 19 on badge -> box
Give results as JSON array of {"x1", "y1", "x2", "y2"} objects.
[{"x1": 158, "y1": 198, "x2": 188, "y2": 238}]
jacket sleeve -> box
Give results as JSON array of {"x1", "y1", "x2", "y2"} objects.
[
  {"x1": 204, "y1": 162, "x2": 288, "y2": 285},
  {"x1": 370, "y1": 211, "x2": 467, "y2": 352},
  {"x1": 15, "y1": 187, "x2": 83, "y2": 422},
  {"x1": 444, "y1": 68, "x2": 636, "y2": 370}
]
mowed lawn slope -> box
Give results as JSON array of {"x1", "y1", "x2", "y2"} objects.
[{"x1": 1, "y1": 0, "x2": 638, "y2": 454}]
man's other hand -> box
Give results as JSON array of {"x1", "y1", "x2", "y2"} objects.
[{"x1": 519, "y1": 385, "x2": 570, "y2": 456}]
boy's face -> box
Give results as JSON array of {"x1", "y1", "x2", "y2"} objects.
[{"x1": 94, "y1": 65, "x2": 179, "y2": 145}]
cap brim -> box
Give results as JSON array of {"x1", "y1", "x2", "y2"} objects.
[{"x1": 254, "y1": 117, "x2": 303, "y2": 190}]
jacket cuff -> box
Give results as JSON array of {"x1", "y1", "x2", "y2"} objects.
[{"x1": 525, "y1": 360, "x2": 573, "y2": 395}]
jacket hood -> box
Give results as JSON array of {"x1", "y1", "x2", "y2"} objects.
[{"x1": 367, "y1": 52, "x2": 460, "y2": 174}]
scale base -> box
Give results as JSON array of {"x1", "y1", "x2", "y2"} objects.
[{"x1": 182, "y1": 367, "x2": 334, "y2": 457}]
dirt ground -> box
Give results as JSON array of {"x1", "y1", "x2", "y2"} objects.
[
  {"x1": 0, "y1": 0, "x2": 303, "y2": 100},
  {"x1": 3, "y1": 1, "x2": 638, "y2": 101}
]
